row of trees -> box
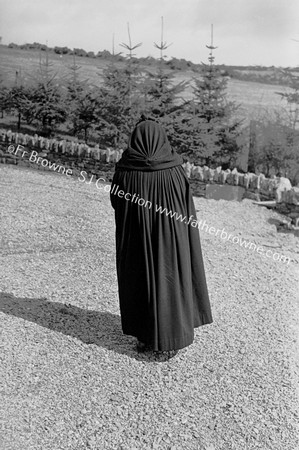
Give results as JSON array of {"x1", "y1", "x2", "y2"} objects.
[
  {"x1": 0, "y1": 23, "x2": 244, "y2": 168},
  {"x1": 1, "y1": 23, "x2": 299, "y2": 177}
]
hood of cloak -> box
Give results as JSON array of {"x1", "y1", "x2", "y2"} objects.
[{"x1": 115, "y1": 119, "x2": 183, "y2": 171}]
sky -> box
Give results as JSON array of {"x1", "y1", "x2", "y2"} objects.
[{"x1": 0, "y1": 0, "x2": 298, "y2": 67}]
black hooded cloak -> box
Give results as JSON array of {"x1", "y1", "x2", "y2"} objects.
[{"x1": 110, "y1": 118, "x2": 213, "y2": 351}]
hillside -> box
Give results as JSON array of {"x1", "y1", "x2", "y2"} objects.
[{"x1": 0, "y1": 45, "x2": 291, "y2": 125}]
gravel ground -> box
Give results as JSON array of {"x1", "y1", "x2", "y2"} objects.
[{"x1": 0, "y1": 164, "x2": 298, "y2": 450}]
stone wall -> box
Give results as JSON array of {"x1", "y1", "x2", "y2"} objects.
[
  {"x1": 0, "y1": 129, "x2": 118, "y2": 181},
  {"x1": 182, "y1": 162, "x2": 279, "y2": 200},
  {"x1": 0, "y1": 129, "x2": 287, "y2": 200}
]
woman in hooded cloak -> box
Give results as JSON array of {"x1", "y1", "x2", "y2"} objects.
[{"x1": 110, "y1": 116, "x2": 213, "y2": 353}]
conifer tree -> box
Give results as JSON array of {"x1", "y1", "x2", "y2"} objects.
[
  {"x1": 26, "y1": 48, "x2": 66, "y2": 136},
  {"x1": 65, "y1": 54, "x2": 100, "y2": 143},
  {"x1": 6, "y1": 69, "x2": 32, "y2": 130},
  {"x1": 175, "y1": 25, "x2": 242, "y2": 166},
  {"x1": 97, "y1": 24, "x2": 143, "y2": 147},
  {"x1": 0, "y1": 71, "x2": 10, "y2": 119},
  {"x1": 140, "y1": 17, "x2": 188, "y2": 152},
  {"x1": 119, "y1": 23, "x2": 142, "y2": 109},
  {"x1": 143, "y1": 17, "x2": 187, "y2": 120}
]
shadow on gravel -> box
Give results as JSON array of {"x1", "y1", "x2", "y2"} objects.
[{"x1": 0, "y1": 292, "x2": 172, "y2": 363}]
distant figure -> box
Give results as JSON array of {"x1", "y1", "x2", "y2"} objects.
[{"x1": 110, "y1": 116, "x2": 213, "y2": 357}]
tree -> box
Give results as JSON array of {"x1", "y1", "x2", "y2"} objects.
[
  {"x1": 248, "y1": 111, "x2": 299, "y2": 181},
  {"x1": 0, "y1": 72, "x2": 10, "y2": 119},
  {"x1": 141, "y1": 17, "x2": 188, "y2": 147},
  {"x1": 5, "y1": 70, "x2": 32, "y2": 130},
  {"x1": 246, "y1": 68, "x2": 299, "y2": 182},
  {"x1": 96, "y1": 24, "x2": 143, "y2": 147},
  {"x1": 119, "y1": 23, "x2": 142, "y2": 109},
  {"x1": 25, "y1": 50, "x2": 67, "y2": 136},
  {"x1": 64, "y1": 55, "x2": 100, "y2": 143},
  {"x1": 97, "y1": 64, "x2": 140, "y2": 147},
  {"x1": 177, "y1": 25, "x2": 242, "y2": 166}
]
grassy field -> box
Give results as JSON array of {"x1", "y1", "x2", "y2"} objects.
[{"x1": 0, "y1": 46, "x2": 291, "y2": 126}]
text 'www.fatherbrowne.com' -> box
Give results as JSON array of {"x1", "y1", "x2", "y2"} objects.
[
  {"x1": 154, "y1": 204, "x2": 290, "y2": 265},
  {"x1": 110, "y1": 186, "x2": 290, "y2": 265}
]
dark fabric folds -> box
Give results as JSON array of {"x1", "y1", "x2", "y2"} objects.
[{"x1": 110, "y1": 119, "x2": 213, "y2": 351}]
